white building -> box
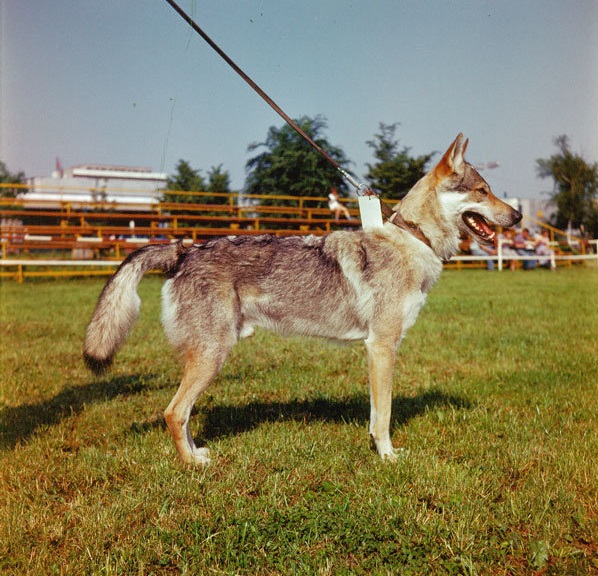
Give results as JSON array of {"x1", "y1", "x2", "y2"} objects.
[
  {"x1": 24, "y1": 164, "x2": 168, "y2": 210},
  {"x1": 519, "y1": 197, "x2": 557, "y2": 229}
]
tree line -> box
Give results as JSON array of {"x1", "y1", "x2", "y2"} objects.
[
  {"x1": 1, "y1": 117, "x2": 596, "y2": 236},
  {"x1": 163, "y1": 117, "x2": 432, "y2": 206}
]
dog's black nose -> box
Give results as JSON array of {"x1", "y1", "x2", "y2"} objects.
[{"x1": 512, "y1": 209, "x2": 523, "y2": 225}]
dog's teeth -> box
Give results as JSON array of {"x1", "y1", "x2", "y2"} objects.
[{"x1": 465, "y1": 213, "x2": 494, "y2": 240}]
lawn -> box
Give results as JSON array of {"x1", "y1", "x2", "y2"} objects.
[{"x1": 1, "y1": 268, "x2": 597, "y2": 575}]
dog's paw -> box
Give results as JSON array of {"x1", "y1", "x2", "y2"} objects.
[
  {"x1": 190, "y1": 446, "x2": 211, "y2": 466},
  {"x1": 371, "y1": 434, "x2": 404, "y2": 462},
  {"x1": 381, "y1": 447, "x2": 406, "y2": 462}
]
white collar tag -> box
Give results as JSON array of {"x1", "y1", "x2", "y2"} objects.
[{"x1": 358, "y1": 195, "x2": 384, "y2": 229}]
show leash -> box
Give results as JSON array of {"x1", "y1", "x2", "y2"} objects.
[
  {"x1": 163, "y1": 0, "x2": 376, "y2": 199},
  {"x1": 163, "y1": 0, "x2": 430, "y2": 243}
]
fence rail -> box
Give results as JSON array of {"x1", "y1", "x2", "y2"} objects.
[
  {"x1": 1, "y1": 191, "x2": 363, "y2": 259},
  {"x1": 1, "y1": 189, "x2": 596, "y2": 281}
]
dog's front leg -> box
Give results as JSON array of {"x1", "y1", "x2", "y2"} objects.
[{"x1": 365, "y1": 337, "x2": 399, "y2": 460}]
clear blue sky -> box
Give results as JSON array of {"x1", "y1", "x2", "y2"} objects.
[{"x1": 2, "y1": 0, "x2": 597, "y2": 199}]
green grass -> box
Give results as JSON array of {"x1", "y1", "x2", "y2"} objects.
[{"x1": 1, "y1": 268, "x2": 597, "y2": 575}]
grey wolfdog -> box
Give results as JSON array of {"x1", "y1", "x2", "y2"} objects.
[{"x1": 84, "y1": 134, "x2": 522, "y2": 465}]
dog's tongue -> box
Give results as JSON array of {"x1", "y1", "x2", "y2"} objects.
[{"x1": 476, "y1": 215, "x2": 494, "y2": 237}]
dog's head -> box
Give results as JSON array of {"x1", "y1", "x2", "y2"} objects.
[
  {"x1": 434, "y1": 133, "x2": 522, "y2": 245},
  {"x1": 393, "y1": 134, "x2": 523, "y2": 260}
]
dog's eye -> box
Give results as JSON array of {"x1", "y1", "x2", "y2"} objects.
[{"x1": 477, "y1": 187, "x2": 488, "y2": 196}]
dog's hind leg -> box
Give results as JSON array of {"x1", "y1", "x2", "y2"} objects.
[
  {"x1": 365, "y1": 337, "x2": 399, "y2": 461},
  {"x1": 164, "y1": 347, "x2": 229, "y2": 466}
]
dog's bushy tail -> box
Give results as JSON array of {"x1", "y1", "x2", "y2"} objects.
[{"x1": 83, "y1": 242, "x2": 185, "y2": 375}]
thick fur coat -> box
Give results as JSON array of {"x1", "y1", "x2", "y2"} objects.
[{"x1": 84, "y1": 134, "x2": 522, "y2": 465}]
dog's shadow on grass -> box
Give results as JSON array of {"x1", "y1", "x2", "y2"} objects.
[
  {"x1": 198, "y1": 389, "x2": 471, "y2": 443},
  {"x1": 0, "y1": 372, "x2": 471, "y2": 451},
  {"x1": 0, "y1": 374, "x2": 154, "y2": 450}
]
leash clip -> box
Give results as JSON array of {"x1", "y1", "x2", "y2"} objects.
[
  {"x1": 339, "y1": 169, "x2": 377, "y2": 198},
  {"x1": 357, "y1": 183, "x2": 379, "y2": 198}
]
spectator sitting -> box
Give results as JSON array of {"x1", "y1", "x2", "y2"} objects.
[
  {"x1": 470, "y1": 237, "x2": 497, "y2": 270},
  {"x1": 534, "y1": 229, "x2": 556, "y2": 270},
  {"x1": 328, "y1": 188, "x2": 352, "y2": 221},
  {"x1": 513, "y1": 228, "x2": 536, "y2": 270},
  {"x1": 498, "y1": 229, "x2": 518, "y2": 271}
]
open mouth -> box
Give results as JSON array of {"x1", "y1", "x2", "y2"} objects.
[{"x1": 463, "y1": 211, "x2": 496, "y2": 244}]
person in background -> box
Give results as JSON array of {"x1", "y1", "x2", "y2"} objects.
[
  {"x1": 513, "y1": 228, "x2": 536, "y2": 270},
  {"x1": 328, "y1": 188, "x2": 352, "y2": 221},
  {"x1": 470, "y1": 236, "x2": 497, "y2": 270},
  {"x1": 498, "y1": 228, "x2": 518, "y2": 271},
  {"x1": 535, "y1": 229, "x2": 556, "y2": 270}
]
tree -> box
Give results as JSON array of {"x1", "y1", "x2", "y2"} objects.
[
  {"x1": 206, "y1": 164, "x2": 231, "y2": 200},
  {"x1": 163, "y1": 160, "x2": 206, "y2": 204},
  {"x1": 536, "y1": 135, "x2": 598, "y2": 236},
  {"x1": 164, "y1": 160, "x2": 231, "y2": 205},
  {"x1": 244, "y1": 115, "x2": 352, "y2": 204},
  {"x1": 365, "y1": 123, "x2": 434, "y2": 199},
  {"x1": 0, "y1": 161, "x2": 26, "y2": 198}
]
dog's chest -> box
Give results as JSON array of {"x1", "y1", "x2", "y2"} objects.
[{"x1": 401, "y1": 290, "x2": 428, "y2": 335}]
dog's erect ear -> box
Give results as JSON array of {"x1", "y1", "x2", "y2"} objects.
[{"x1": 437, "y1": 133, "x2": 469, "y2": 176}]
